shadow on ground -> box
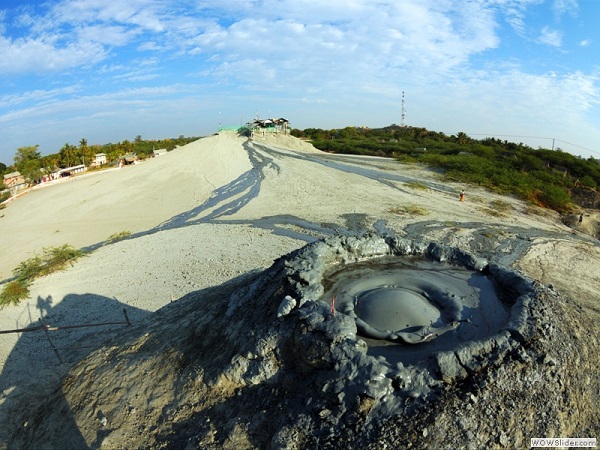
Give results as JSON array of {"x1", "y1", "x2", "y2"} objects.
[
  {"x1": 0, "y1": 293, "x2": 151, "y2": 448},
  {"x1": 0, "y1": 271, "x2": 261, "y2": 449}
]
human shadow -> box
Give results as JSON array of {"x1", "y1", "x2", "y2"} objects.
[
  {"x1": 0, "y1": 293, "x2": 151, "y2": 449},
  {"x1": 152, "y1": 140, "x2": 279, "y2": 231},
  {"x1": 1, "y1": 271, "x2": 262, "y2": 449},
  {"x1": 75, "y1": 140, "x2": 291, "y2": 257}
]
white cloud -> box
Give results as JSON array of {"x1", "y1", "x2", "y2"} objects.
[
  {"x1": 76, "y1": 24, "x2": 137, "y2": 46},
  {"x1": 1, "y1": 0, "x2": 599, "y2": 161},
  {"x1": 495, "y1": 0, "x2": 543, "y2": 35},
  {"x1": 552, "y1": 0, "x2": 578, "y2": 18},
  {"x1": 0, "y1": 35, "x2": 107, "y2": 73},
  {"x1": 537, "y1": 26, "x2": 562, "y2": 47},
  {"x1": 0, "y1": 0, "x2": 519, "y2": 79},
  {"x1": 579, "y1": 39, "x2": 590, "y2": 47},
  {"x1": 0, "y1": 85, "x2": 82, "y2": 109}
]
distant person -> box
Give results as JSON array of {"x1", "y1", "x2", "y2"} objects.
[
  {"x1": 460, "y1": 189, "x2": 465, "y2": 202},
  {"x1": 578, "y1": 213, "x2": 583, "y2": 226}
]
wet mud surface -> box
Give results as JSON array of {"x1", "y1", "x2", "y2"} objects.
[{"x1": 321, "y1": 257, "x2": 510, "y2": 365}]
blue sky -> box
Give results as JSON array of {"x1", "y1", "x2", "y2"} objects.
[{"x1": 1, "y1": 0, "x2": 599, "y2": 165}]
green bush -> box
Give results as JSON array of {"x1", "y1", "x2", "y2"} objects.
[
  {"x1": 13, "y1": 245, "x2": 85, "y2": 280},
  {"x1": 0, "y1": 280, "x2": 31, "y2": 307},
  {"x1": 106, "y1": 230, "x2": 132, "y2": 244},
  {"x1": 306, "y1": 125, "x2": 600, "y2": 213},
  {"x1": 535, "y1": 185, "x2": 572, "y2": 212},
  {"x1": 1, "y1": 244, "x2": 85, "y2": 308},
  {"x1": 580, "y1": 175, "x2": 597, "y2": 189}
]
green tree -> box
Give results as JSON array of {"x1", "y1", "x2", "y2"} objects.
[
  {"x1": 455, "y1": 132, "x2": 471, "y2": 145},
  {"x1": 59, "y1": 143, "x2": 77, "y2": 168},
  {"x1": 14, "y1": 145, "x2": 40, "y2": 165},
  {"x1": 78, "y1": 138, "x2": 93, "y2": 166},
  {"x1": 13, "y1": 145, "x2": 42, "y2": 182}
]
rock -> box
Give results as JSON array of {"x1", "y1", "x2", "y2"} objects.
[
  {"x1": 435, "y1": 352, "x2": 468, "y2": 382},
  {"x1": 277, "y1": 295, "x2": 297, "y2": 317}
]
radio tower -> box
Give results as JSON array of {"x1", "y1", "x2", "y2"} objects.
[{"x1": 401, "y1": 91, "x2": 406, "y2": 127}]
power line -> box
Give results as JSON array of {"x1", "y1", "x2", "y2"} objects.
[
  {"x1": 467, "y1": 133, "x2": 600, "y2": 156},
  {"x1": 553, "y1": 138, "x2": 598, "y2": 154}
]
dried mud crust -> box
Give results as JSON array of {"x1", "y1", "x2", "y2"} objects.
[
  {"x1": 367, "y1": 285, "x2": 600, "y2": 450},
  {"x1": 6, "y1": 235, "x2": 598, "y2": 450}
]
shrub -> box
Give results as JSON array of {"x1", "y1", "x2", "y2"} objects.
[
  {"x1": 1, "y1": 244, "x2": 85, "y2": 308},
  {"x1": 489, "y1": 200, "x2": 514, "y2": 213},
  {"x1": 535, "y1": 185, "x2": 572, "y2": 212},
  {"x1": 405, "y1": 181, "x2": 428, "y2": 191},
  {"x1": 389, "y1": 204, "x2": 429, "y2": 216},
  {"x1": 0, "y1": 280, "x2": 31, "y2": 308},
  {"x1": 580, "y1": 175, "x2": 597, "y2": 189},
  {"x1": 106, "y1": 230, "x2": 132, "y2": 244},
  {"x1": 13, "y1": 245, "x2": 85, "y2": 280}
]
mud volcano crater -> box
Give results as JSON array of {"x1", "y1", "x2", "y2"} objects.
[
  {"x1": 282, "y1": 234, "x2": 538, "y2": 399},
  {"x1": 321, "y1": 256, "x2": 513, "y2": 366},
  {"x1": 8, "y1": 233, "x2": 582, "y2": 449}
]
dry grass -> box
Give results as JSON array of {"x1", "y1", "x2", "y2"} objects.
[
  {"x1": 404, "y1": 181, "x2": 429, "y2": 191},
  {"x1": 477, "y1": 199, "x2": 515, "y2": 218},
  {"x1": 489, "y1": 199, "x2": 514, "y2": 212},
  {"x1": 106, "y1": 230, "x2": 132, "y2": 244},
  {"x1": 0, "y1": 244, "x2": 85, "y2": 308},
  {"x1": 389, "y1": 204, "x2": 429, "y2": 216},
  {"x1": 479, "y1": 228, "x2": 508, "y2": 239},
  {"x1": 478, "y1": 207, "x2": 508, "y2": 218},
  {"x1": 0, "y1": 280, "x2": 30, "y2": 307}
]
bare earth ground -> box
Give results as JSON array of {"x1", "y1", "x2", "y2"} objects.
[{"x1": 0, "y1": 132, "x2": 598, "y2": 448}]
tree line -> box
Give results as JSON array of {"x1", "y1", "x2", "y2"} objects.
[
  {"x1": 2, "y1": 135, "x2": 200, "y2": 185},
  {"x1": 292, "y1": 125, "x2": 600, "y2": 212}
]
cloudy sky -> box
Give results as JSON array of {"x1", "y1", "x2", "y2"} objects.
[{"x1": 1, "y1": 0, "x2": 599, "y2": 165}]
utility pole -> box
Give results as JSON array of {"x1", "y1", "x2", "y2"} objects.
[{"x1": 401, "y1": 91, "x2": 406, "y2": 127}]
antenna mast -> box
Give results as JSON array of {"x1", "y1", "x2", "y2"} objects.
[{"x1": 401, "y1": 91, "x2": 406, "y2": 127}]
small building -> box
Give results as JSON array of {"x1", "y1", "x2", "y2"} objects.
[
  {"x1": 122, "y1": 153, "x2": 138, "y2": 165},
  {"x1": 246, "y1": 117, "x2": 290, "y2": 135},
  {"x1": 3, "y1": 171, "x2": 27, "y2": 193},
  {"x1": 94, "y1": 153, "x2": 107, "y2": 166},
  {"x1": 55, "y1": 164, "x2": 87, "y2": 178}
]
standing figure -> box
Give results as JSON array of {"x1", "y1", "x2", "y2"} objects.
[
  {"x1": 460, "y1": 189, "x2": 465, "y2": 202},
  {"x1": 578, "y1": 213, "x2": 583, "y2": 226}
]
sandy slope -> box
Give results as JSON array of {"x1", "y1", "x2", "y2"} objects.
[
  {"x1": 0, "y1": 132, "x2": 598, "y2": 445},
  {"x1": 0, "y1": 133, "x2": 251, "y2": 279}
]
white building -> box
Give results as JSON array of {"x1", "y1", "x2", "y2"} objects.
[{"x1": 95, "y1": 153, "x2": 107, "y2": 165}]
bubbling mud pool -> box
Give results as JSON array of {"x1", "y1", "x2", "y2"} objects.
[
  {"x1": 321, "y1": 256, "x2": 511, "y2": 365},
  {"x1": 282, "y1": 235, "x2": 537, "y2": 397}
]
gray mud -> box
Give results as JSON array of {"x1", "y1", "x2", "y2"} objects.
[
  {"x1": 281, "y1": 234, "x2": 534, "y2": 401},
  {"x1": 5, "y1": 233, "x2": 598, "y2": 450},
  {"x1": 321, "y1": 257, "x2": 510, "y2": 365}
]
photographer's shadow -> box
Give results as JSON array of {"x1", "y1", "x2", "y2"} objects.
[{"x1": 0, "y1": 293, "x2": 151, "y2": 449}]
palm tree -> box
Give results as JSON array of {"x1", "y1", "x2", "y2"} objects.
[
  {"x1": 79, "y1": 138, "x2": 94, "y2": 166},
  {"x1": 59, "y1": 143, "x2": 77, "y2": 168},
  {"x1": 456, "y1": 132, "x2": 471, "y2": 145}
]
